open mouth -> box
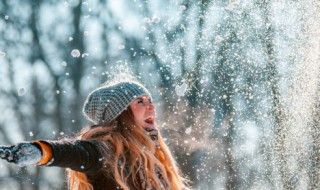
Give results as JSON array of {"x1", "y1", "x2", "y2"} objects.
[{"x1": 144, "y1": 117, "x2": 155, "y2": 124}]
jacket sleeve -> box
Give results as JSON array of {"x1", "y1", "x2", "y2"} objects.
[{"x1": 38, "y1": 139, "x2": 113, "y2": 174}]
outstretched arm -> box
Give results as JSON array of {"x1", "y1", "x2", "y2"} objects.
[
  {"x1": 43, "y1": 140, "x2": 108, "y2": 173},
  {"x1": 0, "y1": 139, "x2": 111, "y2": 174}
]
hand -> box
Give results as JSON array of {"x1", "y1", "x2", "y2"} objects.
[
  {"x1": 145, "y1": 128, "x2": 160, "y2": 147},
  {"x1": 0, "y1": 143, "x2": 42, "y2": 166},
  {"x1": 145, "y1": 128, "x2": 158, "y2": 140}
]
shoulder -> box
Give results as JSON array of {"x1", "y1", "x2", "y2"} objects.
[
  {"x1": 91, "y1": 131, "x2": 110, "y2": 139},
  {"x1": 87, "y1": 133, "x2": 115, "y2": 153}
]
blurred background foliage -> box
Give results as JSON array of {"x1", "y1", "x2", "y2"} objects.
[{"x1": 0, "y1": 0, "x2": 320, "y2": 189}]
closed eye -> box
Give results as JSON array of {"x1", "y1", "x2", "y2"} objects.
[
  {"x1": 137, "y1": 98, "x2": 144, "y2": 104},
  {"x1": 136, "y1": 98, "x2": 152, "y2": 104}
]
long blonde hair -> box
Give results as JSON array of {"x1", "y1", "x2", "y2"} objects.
[{"x1": 67, "y1": 107, "x2": 190, "y2": 190}]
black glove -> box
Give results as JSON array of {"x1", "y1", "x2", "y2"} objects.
[
  {"x1": 145, "y1": 128, "x2": 158, "y2": 140},
  {"x1": 0, "y1": 143, "x2": 42, "y2": 166},
  {"x1": 145, "y1": 128, "x2": 159, "y2": 147}
]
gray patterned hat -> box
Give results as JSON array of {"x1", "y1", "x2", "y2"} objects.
[{"x1": 83, "y1": 81, "x2": 151, "y2": 124}]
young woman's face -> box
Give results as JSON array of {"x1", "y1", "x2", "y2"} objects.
[{"x1": 129, "y1": 95, "x2": 156, "y2": 130}]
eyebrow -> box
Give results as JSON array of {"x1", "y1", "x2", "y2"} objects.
[{"x1": 136, "y1": 97, "x2": 151, "y2": 101}]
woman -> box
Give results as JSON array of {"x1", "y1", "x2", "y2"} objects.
[{"x1": 0, "y1": 80, "x2": 190, "y2": 190}]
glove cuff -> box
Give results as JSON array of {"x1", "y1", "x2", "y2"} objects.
[{"x1": 33, "y1": 141, "x2": 53, "y2": 165}]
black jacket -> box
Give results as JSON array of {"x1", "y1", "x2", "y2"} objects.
[{"x1": 41, "y1": 139, "x2": 138, "y2": 190}]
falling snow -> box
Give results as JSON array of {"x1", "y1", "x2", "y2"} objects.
[
  {"x1": 185, "y1": 127, "x2": 192, "y2": 135},
  {"x1": 0, "y1": 51, "x2": 6, "y2": 57},
  {"x1": 17, "y1": 88, "x2": 26, "y2": 96},
  {"x1": 175, "y1": 83, "x2": 188, "y2": 97},
  {"x1": 71, "y1": 49, "x2": 81, "y2": 57},
  {"x1": 0, "y1": 0, "x2": 320, "y2": 189}
]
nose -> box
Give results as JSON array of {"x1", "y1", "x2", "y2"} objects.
[{"x1": 147, "y1": 103, "x2": 155, "y2": 110}]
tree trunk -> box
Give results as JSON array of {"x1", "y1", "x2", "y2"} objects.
[{"x1": 260, "y1": 0, "x2": 290, "y2": 188}]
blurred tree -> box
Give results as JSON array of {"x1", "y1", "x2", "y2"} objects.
[
  {"x1": 0, "y1": 0, "x2": 320, "y2": 189},
  {"x1": 258, "y1": 0, "x2": 291, "y2": 189}
]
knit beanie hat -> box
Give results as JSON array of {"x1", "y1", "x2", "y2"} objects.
[{"x1": 83, "y1": 81, "x2": 151, "y2": 125}]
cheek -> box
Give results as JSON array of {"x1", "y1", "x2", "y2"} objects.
[
  {"x1": 131, "y1": 105, "x2": 145, "y2": 118},
  {"x1": 131, "y1": 109, "x2": 145, "y2": 126}
]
